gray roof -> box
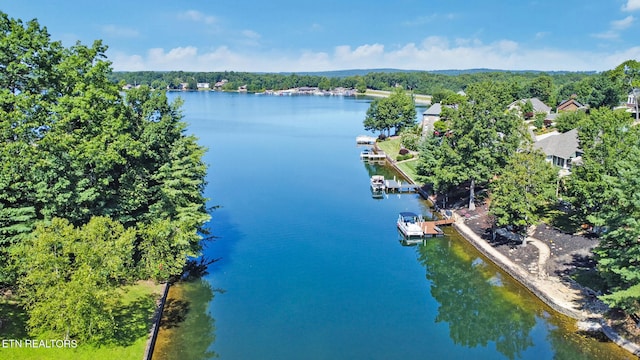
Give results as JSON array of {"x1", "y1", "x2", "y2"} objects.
[
  {"x1": 534, "y1": 128, "x2": 581, "y2": 159},
  {"x1": 423, "y1": 102, "x2": 442, "y2": 116},
  {"x1": 508, "y1": 98, "x2": 551, "y2": 114}
]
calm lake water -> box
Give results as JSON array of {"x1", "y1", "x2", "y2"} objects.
[{"x1": 155, "y1": 91, "x2": 632, "y2": 360}]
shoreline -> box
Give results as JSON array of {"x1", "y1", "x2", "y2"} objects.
[{"x1": 381, "y1": 147, "x2": 640, "y2": 357}]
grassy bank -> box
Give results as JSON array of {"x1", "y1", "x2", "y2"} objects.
[
  {"x1": 375, "y1": 137, "x2": 420, "y2": 182},
  {"x1": 0, "y1": 281, "x2": 163, "y2": 360}
]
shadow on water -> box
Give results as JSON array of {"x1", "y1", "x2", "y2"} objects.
[
  {"x1": 415, "y1": 230, "x2": 632, "y2": 360},
  {"x1": 417, "y1": 236, "x2": 536, "y2": 359},
  {"x1": 152, "y1": 278, "x2": 218, "y2": 360},
  {"x1": 200, "y1": 208, "x2": 244, "y2": 273}
]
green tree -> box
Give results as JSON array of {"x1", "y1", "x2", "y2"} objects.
[
  {"x1": 15, "y1": 217, "x2": 135, "y2": 341},
  {"x1": 566, "y1": 108, "x2": 634, "y2": 228},
  {"x1": 489, "y1": 151, "x2": 557, "y2": 246},
  {"x1": 428, "y1": 81, "x2": 525, "y2": 210},
  {"x1": 563, "y1": 107, "x2": 640, "y2": 311},
  {"x1": 0, "y1": 12, "x2": 211, "y2": 341},
  {"x1": 528, "y1": 75, "x2": 554, "y2": 105},
  {"x1": 554, "y1": 110, "x2": 588, "y2": 133},
  {"x1": 363, "y1": 87, "x2": 416, "y2": 136},
  {"x1": 355, "y1": 77, "x2": 367, "y2": 93}
]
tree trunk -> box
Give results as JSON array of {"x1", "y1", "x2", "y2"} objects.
[{"x1": 468, "y1": 178, "x2": 476, "y2": 211}]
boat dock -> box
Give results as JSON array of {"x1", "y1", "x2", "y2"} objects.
[
  {"x1": 356, "y1": 135, "x2": 377, "y2": 145},
  {"x1": 397, "y1": 211, "x2": 456, "y2": 242},
  {"x1": 360, "y1": 149, "x2": 386, "y2": 160},
  {"x1": 384, "y1": 178, "x2": 421, "y2": 192}
]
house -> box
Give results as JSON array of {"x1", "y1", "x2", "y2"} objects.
[
  {"x1": 422, "y1": 103, "x2": 443, "y2": 135},
  {"x1": 557, "y1": 96, "x2": 586, "y2": 112},
  {"x1": 507, "y1": 97, "x2": 552, "y2": 118},
  {"x1": 534, "y1": 128, "x2": 582, "y2": 176},
  {"x1": 214, "y1": 79, "x2": 228, "y2": 90},
  {"x1": 197, "y1": 82, "x2": 210, "y2": 89}
]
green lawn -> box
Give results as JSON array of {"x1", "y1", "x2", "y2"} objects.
[
  {"x1": 0, "y1": 281, "x2": 163, "y2": 360},
  {"x1": 375, "y1": 136, "x2": 402, "y2": 156},
  {"x1": 396, "y1": 159, "x2": 420, "y2": 183},
  {"x1": 375, "y1": 137, "x2": 421, "y2": 183}
]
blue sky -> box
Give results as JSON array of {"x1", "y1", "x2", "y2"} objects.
[{"x1": 3, "y1": 0, "x2": 640, "y2": 72}]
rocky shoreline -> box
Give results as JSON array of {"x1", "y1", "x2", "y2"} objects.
[{"x1": 450, "y1": 203, "x2": 640, "y2": 357}]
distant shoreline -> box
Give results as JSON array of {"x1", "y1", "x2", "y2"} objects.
[{"x1": 363, "y1": 89, "x2": 432, "y2": 105}]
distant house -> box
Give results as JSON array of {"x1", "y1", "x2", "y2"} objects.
[
  {"x1": 557, "y1": 96, "x2": 586, "y2": 112},
  {"x1": 197, "y1": 82, "x2": 210, "y2": 89},
  {"x1": 214, "y1": 79, "x2": 228, "y2": 90},
  {"x1": 534, "y1": 129, "x2": 582, "y2": 176},
  {"x1": 507, "y1": 97, "x2": 552, "y2": 118}
]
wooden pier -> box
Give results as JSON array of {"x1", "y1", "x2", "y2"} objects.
[
  {"x1": 384, "y1": 178, "x2": 421, "y2": 192},
  {"x1": 416, "y1": 218, "x2": 456, "y2": 237},
  {"x1": 360, "y1": 151, "x2": 386, "y2": 160},
  {"x1": 356, "y1": 135, "x2": 376, "y2": 145}
]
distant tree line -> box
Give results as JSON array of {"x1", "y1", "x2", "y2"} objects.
[{"x1": 110, "y1": 70, "x2": 623, "y2": 108}]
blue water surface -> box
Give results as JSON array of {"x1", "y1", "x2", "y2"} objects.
[{"x1": 162, "y1": 91, "x2": 630, "y2": 360}]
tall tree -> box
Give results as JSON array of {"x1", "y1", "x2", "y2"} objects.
[
  {"x1": 363, "y1": 87, "x2": 416, "y2": 136},
  {"x1": 428, "y1": 81, "x2": 525, "y2": 210},
  {"x1": 489, "y1": 151, "x2": 557, "y2": 246},
  {"x1": 564, "y1": 107, "x2": 640, "y2": 311}
]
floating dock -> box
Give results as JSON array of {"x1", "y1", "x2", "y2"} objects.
[
  {"x1": 356, "y1": 135, "x2": 377, "y2": 145},
  {"x1": 360, "y1": 150, "x2": 386, "y2": 160},
  {"x1": 384, "y1": 178, "x2": 421, "y2": 192}
]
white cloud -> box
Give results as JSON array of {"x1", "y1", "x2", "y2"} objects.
[
  {"x1": 109, "y1": 36, "x2": 637, "y2": 73},
  {"x1": 612, "y1": 15, "x2": 634, "y2": 30},
  {"x1": 535, "y1": 31, "x2": 550, "y2": 40},
  {"x1": 591, "y1": 16, "x2": 635, "y2": 41},
  {"x1": 178, "y1": 10, "x2": 217, "y2": 24},
  {"x1": 592, "y1": 30, "x2": 619, "y2": 40},
  {"x1": 622, "y1": 0, "x2": 640, "y2": 11},
  {"x1": 101, "y1": 25, "x2": 139, "y2": 38},
  {"x1": 242, "y1": 30, "x2": 261, "y2": 40}
]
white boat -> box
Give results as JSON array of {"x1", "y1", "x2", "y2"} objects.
[
  {"x1": 397, "y1": 212, "x2": 425, "y2": 238},
  {"x1": 370, "y1": 175, "x2": 386, "y2": 191}
]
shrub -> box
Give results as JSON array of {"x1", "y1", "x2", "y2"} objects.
[
  {"x1": 399, "y1": 148, "x2": 410, "y2": 155},
  {"x1": 396, "y1": 154, "x2": 413, "y2": 161}
]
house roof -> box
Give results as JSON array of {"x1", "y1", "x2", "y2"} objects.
[
  {"x1": 508, "y1": 97, "x2": 551, "y2": 114},
  {"x1": 423, "y1": 103, "x2": 442, "y2": 116},
  {"x1": 534, "y1": 128, "x2": 581, "y2": 159},
  {"x1": 557, "y1": 98, "x2": 585, "y2": 111}
]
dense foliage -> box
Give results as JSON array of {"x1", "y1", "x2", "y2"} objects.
[
  {"x1": 363, "y1": 87, "x2": 416, "y2": 136},
  {"x1": 564, "y1": 107, "x2": 640, "y2": 311},
  {"x1": 418, "y1": 81, "x2": 526, "y2": 210},
  {"x1": 0, "y1": 12, "x2": 210, "y2": 341},
  {"x1": 414, "y1": 59, "x2": 640, "y2": 312},
  {"x1": 110, "y1": 69, "x2": 604, "y2": 104}
]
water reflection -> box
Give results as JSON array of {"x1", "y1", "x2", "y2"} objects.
[
  {"x1": 417, "y1": 237, "x2": 536, "y2": 359},
  {"x1": 153, "y1": 278, "x2": 218, "y2": 360}
]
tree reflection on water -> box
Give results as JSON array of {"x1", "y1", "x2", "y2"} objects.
[
  {"x1": 417, "y1": 237, "x2": 536, "y2": 360},
  {"x1": 153, "y1": 278, "x2": 218, "y2": 359}
]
